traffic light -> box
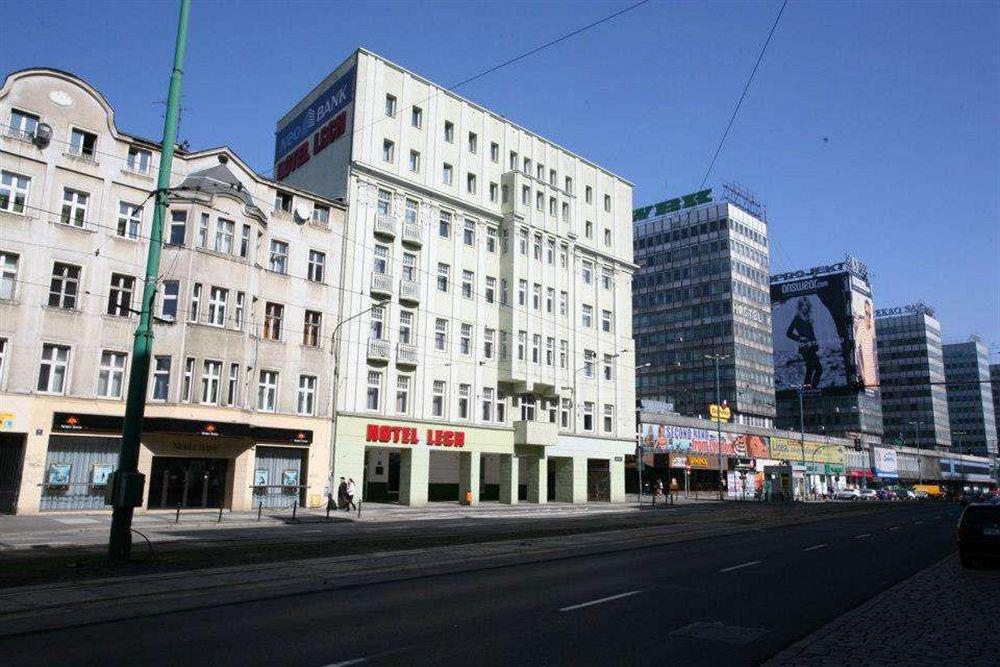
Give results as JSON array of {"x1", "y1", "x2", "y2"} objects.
[{"x1": 853, "y1": 437, "x2": 863, "y2": 451}]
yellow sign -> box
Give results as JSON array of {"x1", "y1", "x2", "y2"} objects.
[
  {"x1": 769, "y1": 437, "x2": 846, "y2": 465},
  {"x1": 709, "y1": 404, "x2": 731, "y2": 422},
  {"x1": 0, "y1": 412, "x2": 14, "y2": 431},
  {"x1": 688, "y1": 455, "x2": 710, "y2": 468}
]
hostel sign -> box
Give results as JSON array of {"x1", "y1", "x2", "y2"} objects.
[{"x1": 633, "y1": 188, "x2": 713, "y2": 222}]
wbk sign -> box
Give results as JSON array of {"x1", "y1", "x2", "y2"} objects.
[{"x1": 632, "y1": 188, "x2": 713, "y2": 222}]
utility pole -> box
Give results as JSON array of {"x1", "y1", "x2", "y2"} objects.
[
  {"x1": 107, "y1": 0, "x2": 191, "y2": 564},
  {"x1": 705, "y1": 353, "x2": 729, "y2": 501},
  {"x1": 796, "y1": 384, "x2": 810, "y2": 501},
  {"x1": 908, "y1": 420, "x2": 924, "y2": 485}
]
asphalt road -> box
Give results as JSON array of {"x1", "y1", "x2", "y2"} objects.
[{"x1": 0, "y1": 504, "x2": 962, "y2": 666}]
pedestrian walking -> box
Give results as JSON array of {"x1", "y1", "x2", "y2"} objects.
[
  {"x1": 337, "y1": 476, "x2": 348, "y2": 511},
  {"x1": 346, "y1": 477, "x2": 357, "y2": 511}
]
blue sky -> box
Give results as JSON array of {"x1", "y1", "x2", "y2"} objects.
[{"x1": 3, "y1": 0, "x2": 997, "y2": 348}]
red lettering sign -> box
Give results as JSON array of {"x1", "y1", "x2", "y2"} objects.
[
  {"x1": 275, "y1": 110, "x2": 347, "y2": 181},
  {"x1": 276, "y1": 141, "x2": 310, "y2": 180},
  {"x1": 365, "y1": 424, "x2": 464, "y2": 447}
]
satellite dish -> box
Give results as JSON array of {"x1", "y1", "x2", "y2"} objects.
[
  {"x1": 293, "y1": 203, "x2": 310, "y2": 224},
  {"x1": 33, "y1": 123, "x2": 53, "y2": 149}
]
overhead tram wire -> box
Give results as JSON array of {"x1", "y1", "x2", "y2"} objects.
[{"x1": 699, "y1": 0, "x2": 788, "y2": 188}]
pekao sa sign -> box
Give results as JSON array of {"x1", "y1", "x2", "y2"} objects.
[{"x1": 633, "y1": 188, "x2": 713, "y2": 222}]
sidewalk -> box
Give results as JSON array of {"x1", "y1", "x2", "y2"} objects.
[{"x1": 766, "y1": 554, "x2": 1000, "y2": 666}]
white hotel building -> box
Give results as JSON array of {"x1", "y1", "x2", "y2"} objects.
[{"x1": 275, "y1": 49, "x2": 637, "y2": 505}]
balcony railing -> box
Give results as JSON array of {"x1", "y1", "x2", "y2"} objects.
[
  {"x1": 370, "y1": 271, "x2": 393, "y2": 296},
  {"x1": 367, "y1": 337, "x2": 391, "y2": 362},
  {"x1": 401, "y1": 223, "x2": 422, "y2": 247},
  {"x1": 374, "y1": 212, "x2": 396, "y2": 238},
  {"x1": 397, "y1": 342, "x2": 419, "y2": 367},
  {"x1": 399, "y1": 277, "x2": 420, "y2": 304}
]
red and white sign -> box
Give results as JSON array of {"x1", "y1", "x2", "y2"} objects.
[
  {"x1": 365, "y1": 423, "x2": 465, "y2": 448},
  {"x1": 276, "y1": 110, "x2": 348, "y2": 180}
]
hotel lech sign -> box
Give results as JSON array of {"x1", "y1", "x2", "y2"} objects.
[{"x1": 274, "y1": 67, "x2": 356, "y2": 177}]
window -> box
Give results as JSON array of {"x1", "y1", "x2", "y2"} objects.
[
  {"x1": 488, "y1": 181, "x2": 499, "y2": 203},
  {"x1": 518, "y1": 228, "x2": 528, "y2": 254},
  {"x1": 502, "y1": 185, "x2": 509, "y2": 203},
  {"x1": 234, "y1": 292, "x2": 245, "y2": 330},
  {"x1": 561, "y1": 202, "x2": 570, "y2": 221},
  {"x1": 604, "y1": 228, "x2": 612, "y2": 246},
  {"x1": 402, "y1": 252, "x2": 416, "y2": 281},
  {"x1": 582, "y1": 260, "x2": 594, "y2": 284},
  {"x1": 601, "y1": 266, "x2": 613, "y2": 290},
  {"x1": 263, "y1": 302, "x2": 284, "y2": 340},
  {"x1": 549, "y1": 169, "x2": 557, "y2": 186},
  {"x1": 486, "y1": 227, "x2": 497, "y2": 253},
  {"x1": 107, "y1": 273, "x2": 135, "y2": 316},
  {"x1": 482, "y1": 387, "x2": 494, "y2": 421},
  {"x1": 97, "y1": 351, "x2": 127, "y2": 398},
  {"x1": 603, "y1": 194, "x2": 611, "y2": 212},
  {"x1": 585, "y1": 186, "x2": 593, "y2": 204},
  {"x1": 461, "y1": 270, "x2": 474, "y2": 299},
  {"x1": 444, "y1": 121, "x2": 454, "y2": 143},
  {"x1": 409, "y1": 150, "x2": 421, "y2": 172},
  {"x1": 533, "y1": 233, "x2": 542, "y2": 260},
  {"x1": 308, "y1": 250, "x2": 326, "y2": 282},
  {"x1": 484, "y1": 328, "x2": 495, "y2": 359},
  {"x1": 313, "y1": 205, "x2": 330, "y2": 225},
  {"x1": 546, "y1": 238, "x2": 555, "y2": 264},
  {"x1": 115, "y1": 201, "x2": 143, "y2": 239},
  {"x1": 432, "y1": 380, "x2": 446, "y2": 417},
  {"x1": 547, "y1": 399, "x2": 557, "y2": 424},
  {"x1": 549, "y1": 197, "x2": 557, "y2": 216},
  {"x1": 395, "y1": 375, "x2": 410, "y2": 414},
  {"x1": 385, "y1": 94, "x2": 397, "y2": 117},
  {"x1": 204, "y1": 286, "x2": 227, "y2": 326},
  {"x1": 496, "y1": 390, "x2": 506, "y2": 423},
  {"x1": 201, "y1": 360, "x2": 222, "y2": 404},
  {"x1": 439, "y1": 211, "x2": 452, "y2": 238},
  {"x1": 565, "y1": 176, "x2": 573, "y2": 194},
  {"x1": 239, "y1": 224, "x2": 252, "y2": 258},
  {"x1": 545, "y1": 288, "x2": 554, "y2": 313},
  {"x1": 301, "y1": 310, "x2": 321, "y2": 347},
  {"x1": 185, "y1": 286, "x2": 204, "y2": 326},
  {"x1": 559, "y1": 243, "x2": 568, "y2": 268},
  {"x1": 370, "y1": 305, "x2": 385, "y2": 340},
  {"x1": 405, "y1": 199, "x2": 418, "y2": 227},
  {"x1": 500, "y1": 277, "x2": 509, "y2": 303},
  {"x1": 0, "y1": 171, "x2": 30, "y2": 214},
  {"x1": 0, "y1": 251, "x2": 19, "y2": 300},
  {"x1": 373, "y1": 244, "x2": 389, "y2": 274},
  {"x1": 168, "y1": 210, "x2": 187, "y2": 245},
  {"x1": 463, "y1": 219, "x2": 476, "y2": 245},
  {"x1": 437, "y1": 263, "x2": 449, "y2": 291},
  {"x1": 275, "y1": 191, "x2": 293, "y2": 213},
  {"x1": 227, "y1": 363, "x2": 240, "y2": 407},
  {"x1": 182, "y1": 357, "x2": 194, "y2": 402},
  {"x1": 560, "y1": 340, "x2": 568, "y2": 369},
  {"x1": 517, "y1": 331, "x2": 527, "y2": 361},
  {"x1": 399, "y1": 310, "x2": 413, "y2": 344},
  {"x1": 382, "y1": 139, "x2": 395, "y2": 163},
  {"x1": 468, "y1": 131, "x2": 477, "y2": 153},
  {"x1": 209, "y1": 218, "x2": 234, "y2": 254},
  {"x1": 603, "y1": 354, "x2": 614, "y2": 381},
  {"x1": 532, "y1": 283, "x2": 541, "y2": 310},
  {"x1": 269, "y1": 240, "x2": 288, "y2": 274},
  {"x1": 443, "y1": 163, "x2": 453, "y2": 185},
  {"x1": 460, "y1": 323, "x2": 472, "y2": 355},
  {"x1": 9, "y1": 109, "x2": 39, "y2": 139},
  {"x1": 434, "y1": 318, "x2": 448, "y2": 351},
  {"x1": 69, "y1": 128, "x2": 97, "y2": 159},
  {"x1": 458, "y1": 384, "x2": 470, "y2": 419},
  {"x1": 518, "y1": 279, "x2": 527, "y2": 306},
  {"x1": 411, "y1": 106, "x2": 423, "y2": 128},
  {"x1": 603, "y1": 404, "x2": 614, "y2": 433},
  {"x1": 559, "y1": 291, "x2": 568, "y2": 317},
  {"x1": 298, "y1": 375, "x2": 317, "y2": 415},
  {"x1": 366, "y1": 371, "x2": 381, "y2": 410},
  {"x1": 582, "y1": 304, "x2": 593, "y2": 328},
  {"x1": 601, "y1": 309, "x2": 613, "y2": 333},
  {"x1": 485, "y1": 276, "x2": 496, "y2": 303},
  {"x1": 48, "y1": 262, "x2": 80, "y2": 309},
  {"x1": 561, "y1": 398, "x2": 572, "y2": 429},
  {"x1": 521, "y1": 185, "x2": 530, "y2": 206},
  {"x1": 499, "y1": 330, "x2": 509, "y2": 360},
  {"x1": 490, "y1": 142, "x2": 500, "y2": 162},
  {"x1": 376, "y1": 188, "x2": 391, "y2": 216},
  {"x1": 152, "y1": 356, "x2": 171, "y2": 401},
  {"x1": 585, "y1": 220, "x2": 593, "y2": 239},
  {"x1": 60, "y1": 188, "x2": 88, "y2": 227},
  {"x1": 520, "y1": 396, "x2": 536, "y2": 421},
  {"x1": 583, "y1": 350, "x2": 596, "y2": 378},
  {"x1": 257, "y1": 370, "x2": 278, "y2": 412},
  {"x1": 545, "y1": 337, "x2": 554, "y2": 366},
  {"x1": 537, "y1": 164, "x2": 545, "y2": 180},
  {"x1": 536, "y1": 191, "x2": 544, "y2": 211},
  {"x1": 532, "y1": 334, "x2": 541, "y2": 364},
  {"x1": 37, "y1": 344, "x2": 70, "y2": 394},
  {"x1": 583, "y1": 402, "x2": 595, "y2": 432},
  {"x1": 510, "y1": 151, "x2": 518, "y2": 170}
]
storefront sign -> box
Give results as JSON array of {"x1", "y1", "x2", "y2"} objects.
[
  {"x1": 172, "y1": 442, "x2": 221, "y2": 453},
  {"x1": 0, "y1": 412, "x2": 15, "y2": 431},
  {"x1": 848, "y1": 469, "x2": 873, "y2": 478},
  {"x1": 670, "y1": 453, "x2": 719, "y2": 470},
  {"x1": 365, "y1": 423, "x2": 466, "y2": 448},
  {"x1": 51, "y1": 413, "x2": 312, "y2": 446},
  {"x1": 633, "y1": 188, "x2": 713, "y2": 221}
]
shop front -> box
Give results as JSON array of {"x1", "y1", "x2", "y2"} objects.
[
  {"x1": 669, "y1": 452, "x2": 726, "y2": 495},
  {"x1": 769, "y1": 438, "x2": 847, "y2": 499}
]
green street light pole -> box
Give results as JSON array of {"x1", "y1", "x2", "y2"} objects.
[
  {"x1": 107, "y1": 0, "x2": 191, "y2": 564},
  {"x1": 704, "y1": 353, "x2": 729, "y2": 500}
]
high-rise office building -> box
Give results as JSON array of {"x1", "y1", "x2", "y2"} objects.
[
  {"x1": 991, "y1": 363, "x2": 1000, "y2": 449},
  {"x1": 633, "y1": 184, "x2": 775, "y2": 428},
  {"x1": 770, "y1": 255, "x2": 884, "y2": 446},
  {"x1": 874, "y1": 303, "x2": 950, "y2": 449},
  {"x1": 943, "y1": 338, "x2": 997, "y2": 457}
]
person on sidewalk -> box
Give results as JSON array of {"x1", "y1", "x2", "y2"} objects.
[
  {"x1": 337, "y1": 477, "x2": 348, "y2": 511},
  {"x1": 346, "y1": 478, "x2": 357, "y2": 511}
]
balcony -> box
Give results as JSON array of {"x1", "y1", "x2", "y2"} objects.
[
  {"x1": 370, "y1": 271, "x2": 393, "y2": 297},
  {"x1": 374, "y1": 212, "x2": 396, "y2": 239},
  {"x1": 396, "y1": 342, "x2": 419, "y2": 367},
  {"x1": 401, "y1": 223, "x2": 422, "y2": 248},
  {"x1": 399, "y1": 277, "x2": 420, "y2": 304},
  {"x1": 367, "y1": 337, "x2": 391, "y2": 363},
  {"x1": 514, "y1": 420, "x2": 559, "y2": 447}
]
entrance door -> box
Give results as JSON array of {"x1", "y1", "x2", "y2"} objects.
[
  {"x1": 149, "y1": 457, "x2": 229, "y2": 509},
  {"x1": 387, "y1": 452, "x2": 401, "y2": 494},
  {"x1": 0, "y1": 433, "x2": 26, "y2": 514},
  {"x1": 587, "y1": 459, "x2": 611, "y2": 502}
]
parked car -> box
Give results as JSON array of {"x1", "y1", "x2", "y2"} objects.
[
  {"x1": 859, "y1": 489, "x2": 878, "y2": 500},
  {"x1": 897, "y1": 489, "x2": 917, "y2": 500},
  {"x1": 957, "y1": 504, "x2": 1000, "y2": 568},
  {"x1": 877, "y1": 489, "x2": 896, "y2": 501},
  {"x1": 834, "y1": 488, "x2": 860, "y2": 501}
]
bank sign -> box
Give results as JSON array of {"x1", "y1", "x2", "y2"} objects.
[
  {"x1": 633, "y1": 188, "x2": 713, "y2": 222},
  {"x1": 274, "y1": 67, "x2": 356, "y2": 165}
]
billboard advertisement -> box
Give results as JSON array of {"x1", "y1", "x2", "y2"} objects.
[
  {"x1": 872, "y1": 447, "x2": 899, "y2": 478},
  {"x1": 771, "y1": 272, "x2": 855, "y2": 394},
  {"x1": 768, "y1": 437, "x2": 846, "y2": 466},
  {"x1": 639, "y1": 423, "x2": 769, "y2": 458},
  {"x1": 274, "y1": 66, "x2": 356, "y2": 163},
  {"x1": 851, "y1": 288, "x2": 879, "y2": 392}
]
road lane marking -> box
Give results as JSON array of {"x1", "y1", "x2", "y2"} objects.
[
  {"x1": 321, "y1": 647, "x2": 412, "y2": 667},
  {"x1": 803, "y1": 544, "x2": 828, "y2": 552},
  {"x1": 915, "y1": 520, "x2": 924, "y2": 525},
  {"x1": 889, "y1": 526, "x2": 900, "y2": 531},
  {"x1": 719, "y1": 560, "x2": 761, "y2": 573},
  {"x1": 560, "y1": 589, "x2": 645, "y2": 612},
  {"x1": 853, "y1": 533, "x2": 872, "y2": 539}
]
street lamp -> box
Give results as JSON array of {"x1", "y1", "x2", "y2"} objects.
[
  {"x1": 704, "y1": 353, "x2": 730, "y2": 500},
  {"x1": 788, "y1": 383, "x2": 812, "y2": 501},
  {"x1": 908, "y1": 420, "x2": 925, "y2": 484}
]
